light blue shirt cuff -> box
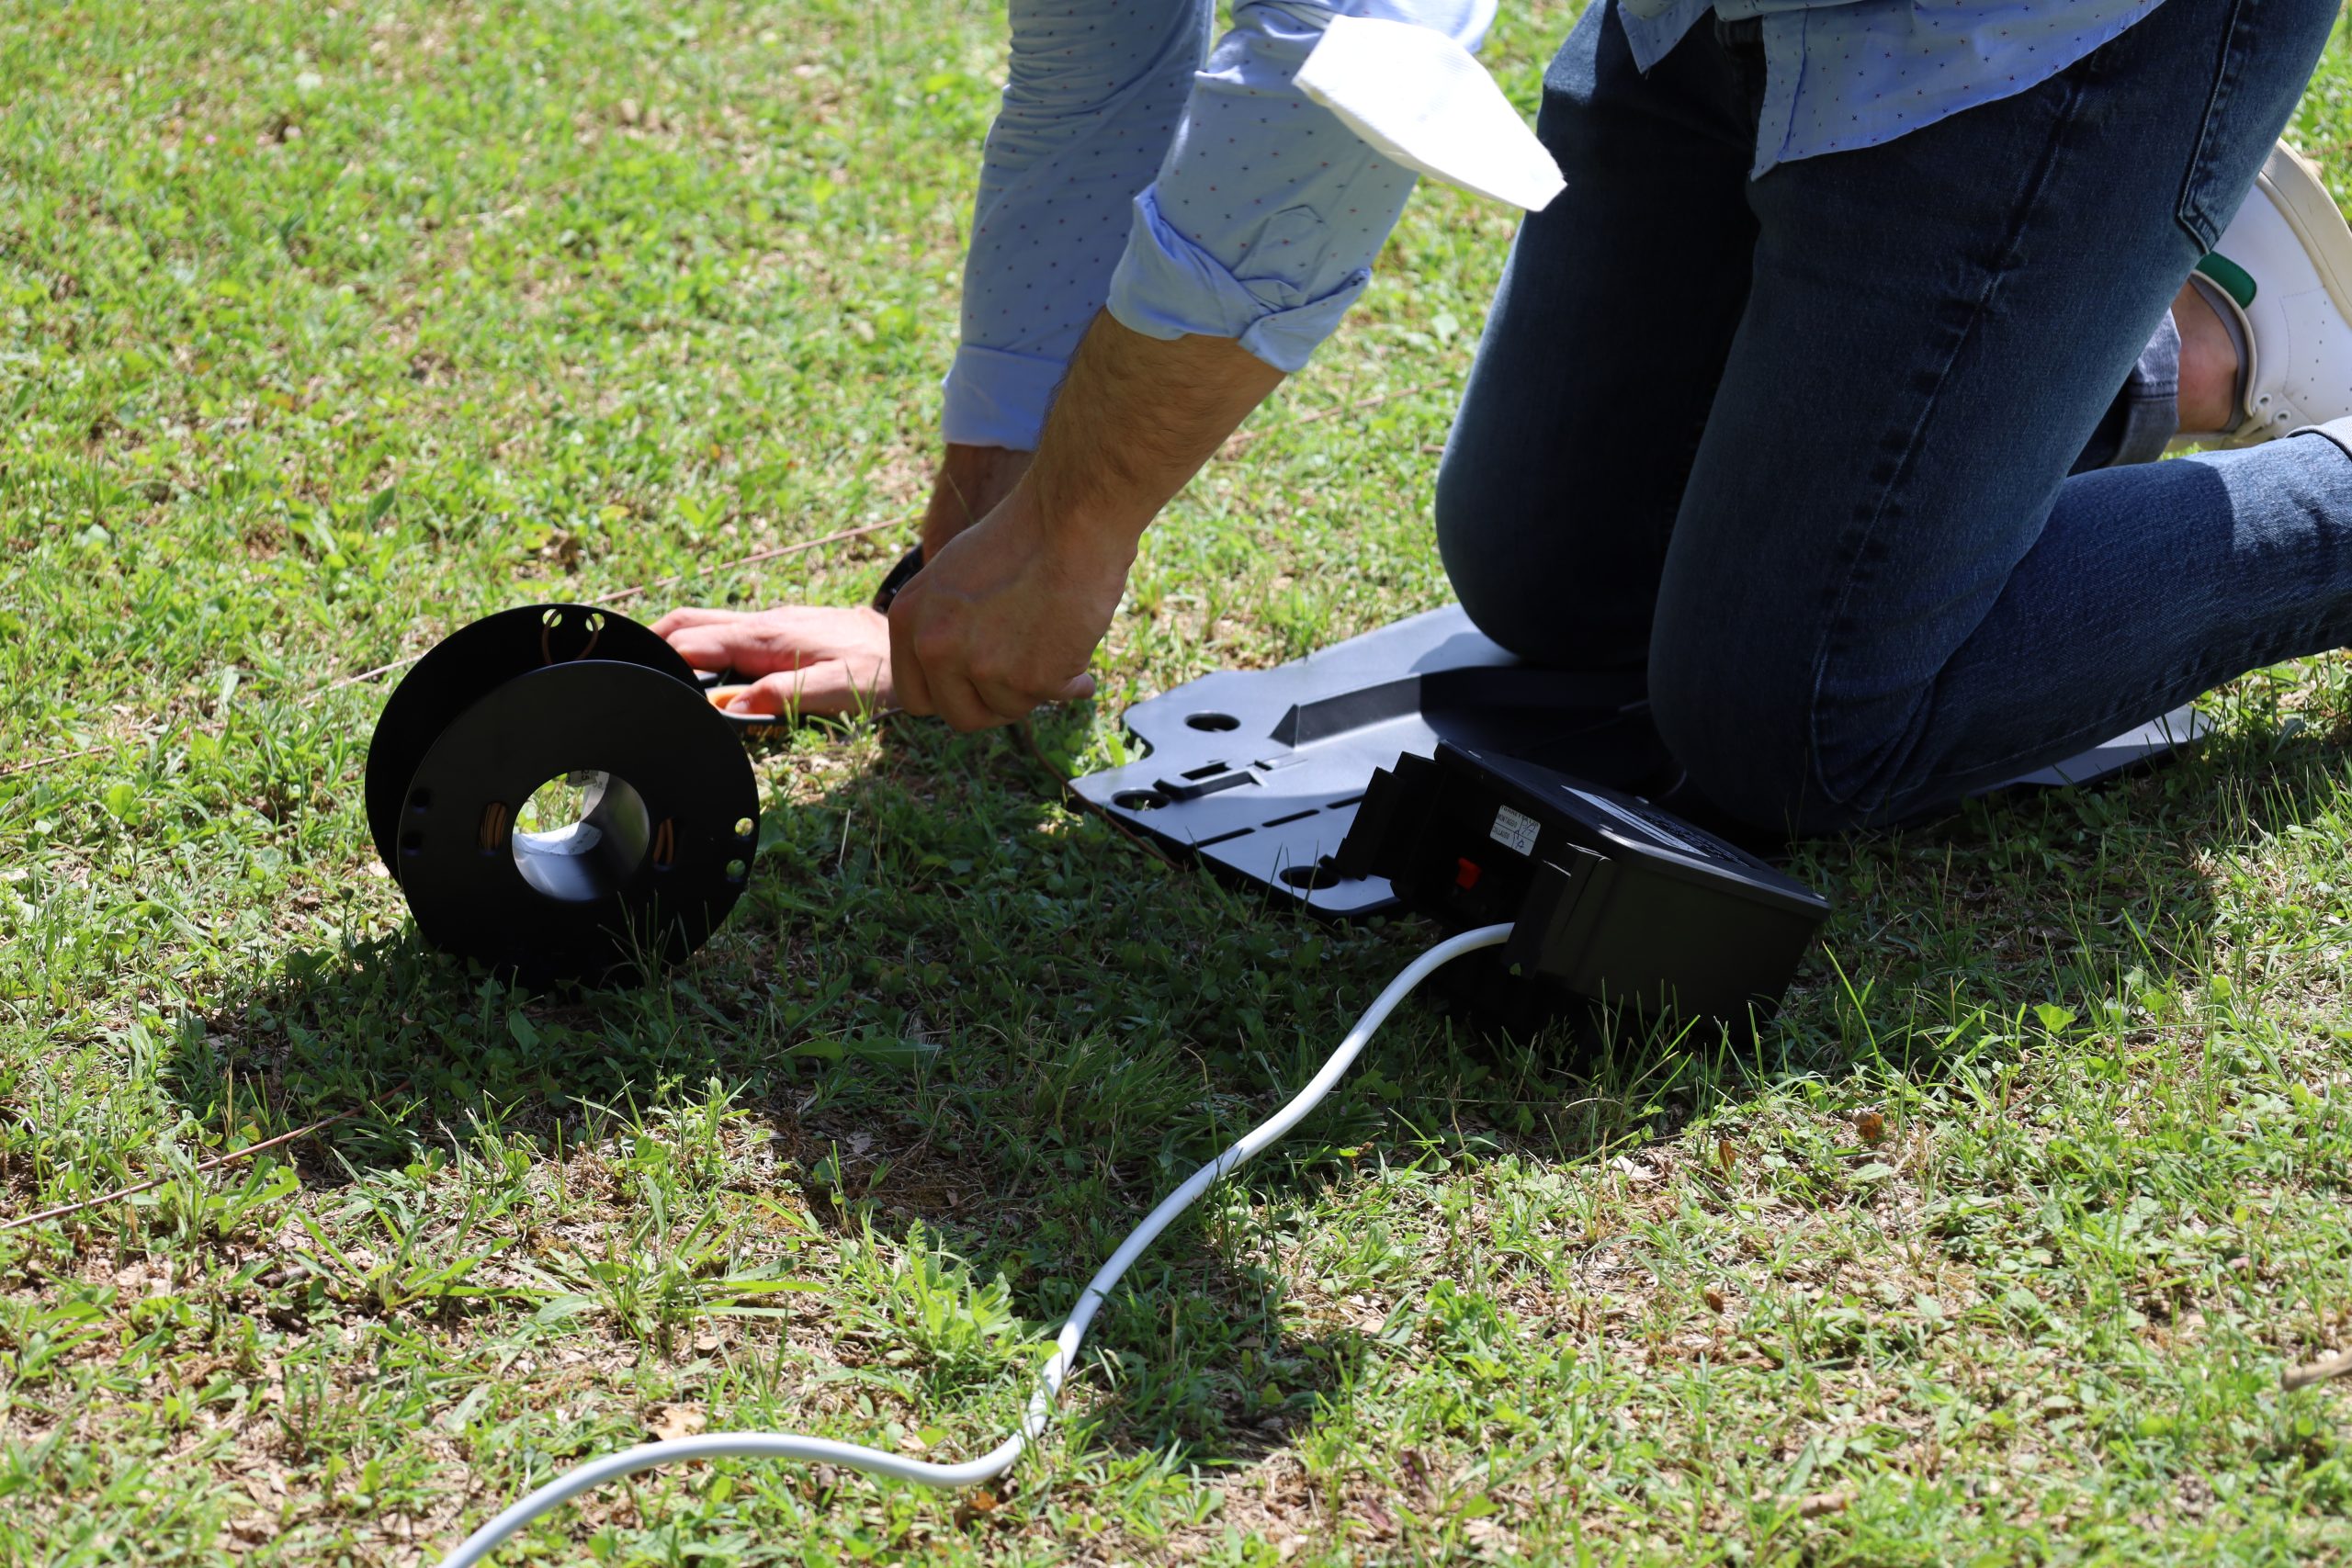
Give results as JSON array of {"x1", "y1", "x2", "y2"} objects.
[
  {"x1": 1103, "y1": 186, "x2": 1374, "y2": 374},
  {"x1": 941, "y1": 344, "x2": 1070, "y2": 450}
]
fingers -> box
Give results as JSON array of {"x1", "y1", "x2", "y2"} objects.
[
  {"x1": 662, "y1": 625, "x2": 744, "y2": 672},
  {"x1": 886, "y1": 599, "x2": 933, "y2": 719},
  {"x1": 933, "y1": 667, "x2": 1090, "y2": 732},
  {"x1": 976, "y1": 672, "x2": 1094, "y2": 725},
  {"x1": 662, "y1": 615, "x2": 831, "y2": 678},
  {"x1": 725, "y1": 664, "x2": 859, "y2": 719},
  {"x1": 657, "y1": 608, "x2": 764, "y2": 673},
  {"x1": 972, "y1": 677, "x2": 1044, "y2": 730},
  {"x1": 726, "y1": 669, "x2": 1071, "y2": 727},
  {"x1": 931, "y1": 672, "x2": 1009, "y2": 732},
  {"x1": 650, "y1": 606, "x2": 740, "y2": 638},
  {"x1": 893, "y1": 627, "x2": 1012, "y2": 732},
  {"x1": 888, "y1": 596, "x2": 1091, "y2": 733},
  {"x1": 691, "y1": 610, "x2": 1086, "y2": 730},
  {"x1": 893, "y1": 609, "x2": 1018, "y2": 731}
]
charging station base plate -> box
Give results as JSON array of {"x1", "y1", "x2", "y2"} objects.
[{"x1": 1069, "y1": 604, "x2": 2205, "y2": 916}]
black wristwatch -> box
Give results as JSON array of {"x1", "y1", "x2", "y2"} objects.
[{"x1": 870, "y1": 544, "x2": 925, "y2": 613}]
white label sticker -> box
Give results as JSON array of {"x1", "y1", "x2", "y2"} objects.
[{"x1": 1489, "y1": 805, "x2": 1540, "y2": 856}]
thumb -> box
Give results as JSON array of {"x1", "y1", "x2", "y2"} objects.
[{"x1": 1053, "y1": 672, "x2": 1097, "y2": 705}]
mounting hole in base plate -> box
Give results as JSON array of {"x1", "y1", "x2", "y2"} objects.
[
  {"x1": 1279, "y1": 863, "x2": 1343, "y2": 890},
  {"x1": 1113, "y1": 790, "x2": 1169, "y2": 811},
  {"x1": 1184, "y1": 711, "x2": 1240, "y2": 732}
]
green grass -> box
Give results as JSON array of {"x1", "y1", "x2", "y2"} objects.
[{"x1": 7, "y1": 2, "x2": 2352, "y2": 1562}]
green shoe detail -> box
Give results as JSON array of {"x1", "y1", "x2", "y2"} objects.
[{"x1": 2196, "y1": 251, "x2": 2257, "y2": 310}]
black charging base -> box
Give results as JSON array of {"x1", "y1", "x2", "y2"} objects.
[
  {"x1": 1070, "y1": 604, "x2": 2205, "y2": 920},
  {"x1": 1337, "y1": 740, "x2": 1834, "y2": 1029}
]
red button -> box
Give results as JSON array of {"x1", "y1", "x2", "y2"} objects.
[{"x1": 1454, "y1": 857, "x2": 1482, "y2": 889}]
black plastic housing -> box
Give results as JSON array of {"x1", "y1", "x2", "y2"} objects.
[
  {"x1": 364, "y1": 604, "x2": 760, "y2": 988},
  {"x1": 1335, "y1": 742, "x2": 1830, "y2": 1028},
  {"x1": 1072, "y1": 604, "x2": 2203, "y2": 919}
]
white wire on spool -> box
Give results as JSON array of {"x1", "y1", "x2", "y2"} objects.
[{"x1": 435, "y1": 922, "x2": 1514, "y2": 1568}]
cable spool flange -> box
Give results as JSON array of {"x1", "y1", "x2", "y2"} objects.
[{"x1": 364, "y1": 604, "x2": 759, "y2": 987}]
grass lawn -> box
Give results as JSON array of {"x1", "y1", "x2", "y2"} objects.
[{"x1": 9, "y1": 1, "x2": 2352, "y2": 1562}]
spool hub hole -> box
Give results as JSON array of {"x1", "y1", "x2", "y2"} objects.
[{"x1": 512, "y1": 770, "x2": 652, "y2": 903}]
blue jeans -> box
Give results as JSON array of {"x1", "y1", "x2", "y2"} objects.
[{"x1": 1436, "y1": 0, "x2": 2345, "y2": 831}]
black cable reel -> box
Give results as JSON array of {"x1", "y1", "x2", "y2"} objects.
[{"x1": 363, "y1": 604, "x2": 760, "y2": 987}]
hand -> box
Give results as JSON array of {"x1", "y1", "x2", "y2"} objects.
[
  {"x1": 660, "y1": 315, "x2": 1276, "y2": 733},
  {"x1": 887, "y1": 485, "x2": 1125, "y2": 731},
  {"x1": 650, "y1": 604, "x2": 894, "y2": 718},
  {"x1": 647, "y1": 446, "x2": 1027, "y2": 722}
]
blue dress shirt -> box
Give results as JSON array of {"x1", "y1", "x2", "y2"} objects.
[
  {"x1": 945, "y1": 0, "x2": 1484, "y2": 449},
  {"x1": 1617, "y1": 0, "x2": 2171, "y2": 177},
  {"x1": 943, "y1": 0, "x2": 2170, "y2": 449}
]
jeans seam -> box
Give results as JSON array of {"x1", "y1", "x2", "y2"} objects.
[
  {"x1": 1803, "y1": 63, "x2": 2098, "y2": 816},
  {"x1": 1796, "y1": 74, "x2": 2098, "y2": 818},
  {"x1": 2175, "y1": 0, "x2": 2254, "y2": 249}
]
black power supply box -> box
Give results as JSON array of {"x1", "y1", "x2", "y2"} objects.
[{"x1": 1333, "y1": 742, "x2": 1831, "y2": 1029}]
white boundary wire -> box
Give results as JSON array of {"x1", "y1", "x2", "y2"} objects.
[{"x1": 435, "y1": 922, "x2": 1513, "y2": 1567}]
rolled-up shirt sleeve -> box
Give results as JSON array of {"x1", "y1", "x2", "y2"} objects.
[
  {"x1": 945, "y1": 0, "x2": 1494, "y2": 447},
  {"x1": 1105, "y1": 0, "x2": 1495, "y2": 373},
  {"x1": 944, "y1": 1, "x2": 1214, "y2": 451}
]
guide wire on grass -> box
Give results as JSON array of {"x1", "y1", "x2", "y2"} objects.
[
  {"x1": 430, "y1": 922, "x2": 1514, "y2": 1568},
  {"x1": 0, "y1": 1085, "x2": 413, "y2": 1234},
  {"x1": 12, "y1": 376, "x2": 1465, "y2": 783},
  {"x1": 11, "y1": 381, "x2": 1464, "y2": 783}
]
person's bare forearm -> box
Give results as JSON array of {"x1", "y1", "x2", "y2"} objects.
[
  {"x1": 883, "y1": 313, "x2": 1284, "y2": 730},
  {"x1": 668, "y1": 315, "x2": 1280, "y2": 729},
  {"x1": 1023, "y1": 311, "x2": 1287, "y2": 554},
  {"x1": 922, "y1": 445, "x2": 1035, "y2": 557}
]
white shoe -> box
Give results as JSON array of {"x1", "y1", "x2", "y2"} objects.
[{"x1": 2192, "y1": 141, "x2": 2352, "y2": 448}]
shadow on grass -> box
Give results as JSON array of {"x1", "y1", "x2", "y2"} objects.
[
  {"x1": 153, "y1": 717, "x2": 1495, "y2": 1464},
  {"x1": 1774, "y1": 716, "x2": 2352, "y2": 1081},
  {"x1": 154, "y1": 707, "x2": 2352, "y2": 1465}
]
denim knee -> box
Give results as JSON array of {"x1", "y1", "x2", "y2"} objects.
[
  {"x1": 1434, "y1": 453, "x2": 1657, "y2": 671},
  {"x1": 1435, "y1": 465, "x2": 1544, "y2": 662},
  {"x1": 1646, "y1": 627, "x2": 1870, "y2": 835}
]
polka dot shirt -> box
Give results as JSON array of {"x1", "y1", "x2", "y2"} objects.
[{"x1": 943, "y1": 1, "x2": 1488, "y2": 448}]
